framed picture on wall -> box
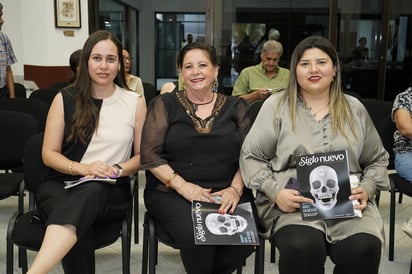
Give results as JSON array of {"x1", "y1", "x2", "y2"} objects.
[{"x1": 54, "y1": 0, "x2": 81, "y2": 28}]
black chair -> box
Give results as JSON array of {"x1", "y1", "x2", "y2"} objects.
[
  {"x1": 344, "y1": 90, "x2": 362, "y2": 100},
  {"x1": 0, "y1": 111, "x2": 39, "y2": 210},
  {"x1": 29, "y1": 87, "x2": 60, "y2": 109},
  {"x1": 376, "y1": 116, "x2": 412, "y2": 266},
  {"x1": 143, "y1": 82, "x2": 157, "y2": 106},
  {"x1": 49, "y1": 82, "x2": 70, "y2": 89},
  {"x1": 6, "y1": 133, "x2": 133, "y2": 274},
  {"x1": 361, "y1": 98, "x2": 393, "y2": 128},
  {"x1": 141, "y1": 211, "x2": 265, "y2": 274},
  {"x1": 133, "y1": 173, "x2": 140, "y2": 244},
  {"x1": 14, "y1": 83, "x2": 27, "y2": 98},
  {"x1": 248, "y1": 99, "x2": 278, "y2": 263},
  {"x1": 361, "y1": 98, "x2": 393, "y2": 206},
  {"x1": 249, "y1": 99, "x2": 265, "y2": 124},
  {"x1": 0, "y1": 98, "x2": 49, "y2": 131}
]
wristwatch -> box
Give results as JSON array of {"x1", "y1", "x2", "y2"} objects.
[{"x1": 113, "y1": 163, "x2": 123, "y2": 177}]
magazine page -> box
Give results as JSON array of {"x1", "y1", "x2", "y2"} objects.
[
  {"x1": 297, "y1": 150, "x2": 355, "y2": 221},
  {"x1": 64, "y1": 177, "x2": 116, "y2": 190},
  {"x1": 191, "y1": 201, "x2": 260, "y2": 245}
]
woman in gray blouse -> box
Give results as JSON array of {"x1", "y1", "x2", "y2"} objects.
[{"x1": 240, "y1": 36, "x2": 389, "y2": 274}]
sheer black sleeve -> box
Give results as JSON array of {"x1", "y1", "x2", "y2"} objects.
[
  {"x1": 237, "y1": 97, "x2": 251, "y2": 144},
  {"x1": 140, "y1": 96, "x2": 169, "y2": 169}
]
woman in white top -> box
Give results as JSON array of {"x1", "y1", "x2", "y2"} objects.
[{"x1": 27, "y1": 30, "x2": 146, "y2": 274}]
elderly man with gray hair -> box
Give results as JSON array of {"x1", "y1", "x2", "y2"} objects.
[{"x1": 232, "y1": 40, "x2": 289, "y2": 104}]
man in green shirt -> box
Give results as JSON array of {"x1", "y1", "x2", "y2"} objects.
[{"x1": 232, "y1": 40, "x2": 289, "y2": 104}]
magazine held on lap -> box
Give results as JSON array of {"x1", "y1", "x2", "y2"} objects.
[
  {"x1": 191, "y1": 201, "x2": 260, "y2": 245},
  {"x1": 64, "y1": 177, "x2": 116, "y2": 190},
  {"x1": 297, "y1": 150, "x2": 356, "y2": 221}
]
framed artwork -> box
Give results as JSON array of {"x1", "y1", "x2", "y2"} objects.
[{"x1": 54, "y1": 0, "x2": 81, "y2": 28}]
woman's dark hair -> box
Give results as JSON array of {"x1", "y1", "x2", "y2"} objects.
[
  {"x1": 176, "y1": 42, "x2": 218, "y2": 70},
  {"x1": 68, "y1": 30, "x2": 128, "y2": 144},
  {"x1": 69, "y1": 49, "x2": 82, "y2": 83}
]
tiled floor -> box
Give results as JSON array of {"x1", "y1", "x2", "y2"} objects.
[{"x1": 1, "y1": 171, "x2": 412, "y2": 273}]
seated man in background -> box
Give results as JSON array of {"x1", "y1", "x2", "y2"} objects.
[{"x1": 232, "y1": 40, "x2": 289, "y2": 104}]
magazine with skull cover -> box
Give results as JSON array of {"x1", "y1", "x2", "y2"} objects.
[
  {"x1": 297, "y1": 150, "x2": 355, "y2": 221},
  {"x1": 191, "y1": 201, "x2": 260, "y2": 245}
]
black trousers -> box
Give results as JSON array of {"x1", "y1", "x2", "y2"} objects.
[
  {"x1": 273, "y1": 225, "x2": 381, "y2": 274},
  {"x1": 144, "y1": 186, "x2": 255, "y2": 274},
  {"x1": 36, "y1": 180, "x2": 131, "y2": 274}
]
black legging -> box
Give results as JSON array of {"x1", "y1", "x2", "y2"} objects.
[{"x1": 273, "y1": 225, "x2": 381, "y2": 274}]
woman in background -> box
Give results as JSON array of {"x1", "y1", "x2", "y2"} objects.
[{"x1": 123, "y1": 48, "x2": 144, "y2": 97}]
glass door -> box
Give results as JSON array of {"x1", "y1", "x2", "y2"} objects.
[
  {"x1": 88, "y1": 0, "x2": 139, "y2": 75},
  {"x1": 209, "y1": 0, "x2": 330, "y2": 94},
  {"x1": 208, "y1": 0, "x2": 412, "y2": 100},
  {"x1": 385, "y1": 1, "x2": 412, "y2": 101},
  {"x1": 337, "y1": 0, "x2": 385, "y2": 99},
  {"x1": 155, "y1": 13, "x2": 206, "y2": 90}
]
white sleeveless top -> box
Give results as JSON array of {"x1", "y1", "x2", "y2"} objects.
[{"x1": 81, "y1": 85, "x2": 139, "y2": 165}]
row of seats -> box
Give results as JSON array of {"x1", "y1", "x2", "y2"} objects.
[
  {"x1": 13, "y1": 81, "x2": 158, "y2": 108},
  {"x1": 0, "y1": 120, "x2": 137, "y2": 274},
  {"x1": 361, "y1": 99, "x2": 412, "y2": 273},
  {"x1": 2, "y1": 80, "x2": 158, "y2": 135},
  {"x1": 377, "y1": 117, "x2": 412, "y2": 271},
  {"x1": 0, "y1": 113, "x2": 259, "y2": 274},
  {"x1": 0, "y1": 94, "x2": 141, "y2": 273},
  {"x1": 13, "y1": 83, "x2": 59, "y2": 107},
  {"x1": 2, "y1": 92, "x2": 411, "y2": 273}
]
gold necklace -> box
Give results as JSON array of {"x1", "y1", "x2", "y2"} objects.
[{"x1": 308, "y1": 101, "x2": 330, "y2": 116}]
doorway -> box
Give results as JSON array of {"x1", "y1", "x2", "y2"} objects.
[{"x1": 155, "y1": 12, "x2": 206, "y2": 91}]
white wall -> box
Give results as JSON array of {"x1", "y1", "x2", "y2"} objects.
[
  {"x1": 2, "y1": 0, "x2": 205, "y2": 85},
  {"x1": 2, "y1": 0, "x2": 23, "y2": 77},
  {"x1": 2, "y1": 0, "x2": 90, "y2": 81}
]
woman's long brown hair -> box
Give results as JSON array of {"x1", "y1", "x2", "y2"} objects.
[{"x1": 67, "y1": 30, "x2": 128, "y2": 144}]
